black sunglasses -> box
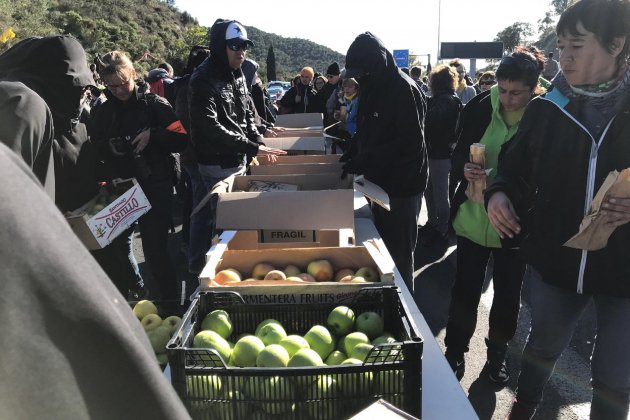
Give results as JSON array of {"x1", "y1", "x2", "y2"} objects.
[
  {"x1": 480, "y1": 80, "x2": 495, "y2": 85},
  {"x1": 227, "y1": 43, "x2": 249, "y2": 52}
]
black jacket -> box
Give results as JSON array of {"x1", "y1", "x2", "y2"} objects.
[
  {"x1": 90, "y1": 88, "x2": 187, "y2": 184},
  {"x1": 425, "y1": 91, "x2": 462, "y2": 159},
  {"x1": 485, "y1": 86, "x2": 630, "y2": 298},
  {"x1": 279, "y1": 82, "x2": 319, "y2": 114},
  {"x1": 450, "y1": 90, "x2": 492, "y2": 219},
  {"x1": 188, "y1": 20, "x2": 262, "y2": 168},
  {"x1": 0, "y1": 36, "x2": 96, "y2": 202},
  {"x1": 344, "y1": 32, "x2": 428, "y2": 197}
]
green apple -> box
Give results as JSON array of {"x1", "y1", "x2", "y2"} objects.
[
  {"x1": 377, "y1": 370, "x2": 404, "y2": 393},
  {"x1": 231, "y1": 335, "x2": 265, "y2": 367},
  {"x1": 214, "y1": 390, "x2": 249, "y2": 420},
  {"x1": 304, "y1": 325, "x2": 335, "y2": 359},
  {"x1": 193, "y1": 330, "x2": 232, "y2": 363},
  {"x1": 306, "y1": 259, "x2": 334, "y2": 282},
  {"x1": 132, "y1": 300, "x2": 157, "y2": 320},
  {"x1": 301, "y1": 375, "x2": 340, "y2": 419},
  {"x1": 338, "y1": 366, "x2": 373, "y2": 396},
  {"x1": 287, "y1": 348, "x2": 324, "y2": 367},
  {"x1": 341, "y1": 358, "x2": 363, "y2": 364},
  {"x1": 255, "y1": 319, "x2": 282, "y2": 336},
  {"x1": 201, "y1": 309, "x2": 233, "y2": 339},
  {"x1": 355, "y1": 312, "x2": 384, "y2": 339},
  {"x1": 147, "y1": 325, "x2": 172, "y2": 353},
  {"x1": 343, "y1": 331, "x2": 370, "y2": 356},
  {"x1": 337, "y1": 334, "x2": 347, "y2": 352},
  {"x1": 279, "y1": 335, "x2": 310, "y2": 357},
  {"x1": 187, "y1": 374, "x2": 222, "y2": 398},
  {"x1": 132, "y1": 299, "x2": 158, "y2": 320},
  {"x1": 354, "y1": 266, "x2": 379, "y2": 282},
  {"x1": 156, "y1": 352, "x2": 168, "y2": 365},
  {"x1": 140, "y1": 313, "x2": 163, "y2": 332},
  {"x1": 256, "y1": 344, "x2": 290, "y2": 367},
  {"x1": 284, "y1": 264, "x2": 302, "y2": 277},
  {"x1": 350, "y1": 343, "x2": 374, "y2": 362},
  {"x1": 372, "y1": 333, "x2": 396, "y2": 346},
  {"x1": 324, "y1": 350, "x2": 347, "y2": 366},
  {"x1": 256, "y1": 322, "x2": 287, "y2": 346},
  {"x1": 326, "y1": 306, "x2": 355, "y2": 335},
  {"x1": 162, "y1": 315, "x2": 182, "y2": 334},
  {"x1": 246, "y1": 376, "x2": 295, "y2": 415}
]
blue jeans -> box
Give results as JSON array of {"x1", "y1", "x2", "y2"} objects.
[
  {"x1": 425, "y1": 158, "x2": 451, "y2": 236},
  {"x1": 188, "y1": 163, "x2": 245, "y2": 273},
  {"x1": 516, "y1": 268, "x2": 630, "y2": 419},
  {"x1": 371, "y1": 194, "x2": 421, "y2": 292}
]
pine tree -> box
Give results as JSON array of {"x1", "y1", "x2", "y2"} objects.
[{"x1": 266, "y1": 44, "x2": 277, "y2": 82}]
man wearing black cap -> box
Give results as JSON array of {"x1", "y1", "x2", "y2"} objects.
[
  {"x1": 187, "y1": 19, "x2": 285, "y2": 274},
  {"x1": 321, "y1": 62, "x2": 342, "y2": 127},
  {"x1": 342, "y1": 32, "x2": 428, "y2": 292}
]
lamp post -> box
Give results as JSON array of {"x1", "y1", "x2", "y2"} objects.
[{"x1": 437, "y1": 0, "x2": 442, "y2": 61}]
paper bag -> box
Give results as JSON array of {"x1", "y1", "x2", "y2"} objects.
[
  {"x1": 564, "y1": 169, "x2": 630, "y2": 250},
  {"x1": 465, "y1": 143, "x2": 486, "y2": 203}
]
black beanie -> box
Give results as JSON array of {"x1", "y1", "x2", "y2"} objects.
[{"x1": 326, "y1": 62, "x2": 340, "y2": 76}]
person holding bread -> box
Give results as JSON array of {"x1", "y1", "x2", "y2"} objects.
[
  {"x1": 486, "y1": 0, "x2": 630, "y2": 418},
  {"x1": 444, "y1": 46, "x2": 545, "y2": 384}
]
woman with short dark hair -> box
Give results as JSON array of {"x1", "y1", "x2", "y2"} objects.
[
  {"x1": 444, "y1": 46, "x2": 545, "y2": 384},
  {"x1": 487, "y1": 0, "x2": 630, "y2": 417}
]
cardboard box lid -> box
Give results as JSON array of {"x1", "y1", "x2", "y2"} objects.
[
  {"x1": 257, "y1": 154, "x2": 340, "y2": 165},
  {"x1": 250, "y1": 162, "x2": 343, "y2": 176},
  {"x1": 216, "y1": 189, "x2": 354, "y2": 230},
  {"x1": 274, "y1": 112, "x2": 323, "y2": 128},
  {"x1": 262, "y1": 136, "x2": 325, "y2": 152},
  {"x1": 348, "y1": 399, "x2": 418, "y2": 420},
  {"x1": 354, "y1": 175, "x2": 391, "y2": 210},
  {"x1": 232, "y1": 173, "x2": 352, "y2": 191}
]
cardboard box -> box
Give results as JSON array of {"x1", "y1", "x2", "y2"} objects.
[
  {"x1": 231, "y1": 173, "x2": 353, "y2": 192},
  {"x1": 349, "y1": 399, "x2": 419, "y2": 420},
  {"x1": 66, "y1": 178, "x2": 151, "y2": 250},
  {"x1": 198, "y1": 243, "x2": 396, "y2": 303},
  {"x1": 256, "y1": 154, "x2": 341, "y2": 165},
  {"x1": 274, "y1": 112, "x2": 323, "y2": 128},
  {"x1": 249, "y1": 161, "x2": 344, "y2": 176},
  {"x1": 261, "y1": 136, "x2": 326, "y2": 153}
]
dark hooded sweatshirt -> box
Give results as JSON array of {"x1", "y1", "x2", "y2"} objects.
[
  {"x1": 0, "y1": 36, "x2": 101, "y2": 211},
  {"x1": 0, "y1": 141, "x2": 190, "y2": 420},
  {"x1": 188, "y1": 19, "x2": 263, "y2": 168},
  {"x1": 344, "y1": 32, "x2": 428, "y2": 197}
]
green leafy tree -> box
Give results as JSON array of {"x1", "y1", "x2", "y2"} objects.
[
  {"x1": 495, "y1": 22, "x2": 534, "y2": 53},
  {"x1": 266, "y1": 44, "x2": 277, "y2": 81}
]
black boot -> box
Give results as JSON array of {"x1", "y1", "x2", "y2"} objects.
[
  {"x1": 445, "y1": 348, "x2": 465, "y2": 381},
  {"x1": 590, "y1": 382, "x2": 630, "y2": 420},
  {"x1": 507, "y1": 399, "x2": 536, "y2": 420},
  {"x1": 485, "y1": 338, "x2": 509, "y2": 384}
]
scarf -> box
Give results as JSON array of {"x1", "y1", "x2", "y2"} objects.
[
  {"x1": 553, "y1": 65, "x2": 630, "y2": 139},
  {"x1": 344, "y1": 92, "x2": 357, "y2": 101}
]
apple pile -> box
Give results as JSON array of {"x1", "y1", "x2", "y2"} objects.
[
  {"x1": 132, "y1": 300, "x2": 182, "y2": 365},
  {"x1": 212, "y1": 260, "x2": 380, "y2": 285},
  {"x1": 188, "y1": 305, "x2": 404, "y2": 417}
]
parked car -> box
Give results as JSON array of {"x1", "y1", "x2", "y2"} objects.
[{"x1": 267, "y1": 85, "x2": 284, "y2": 102}]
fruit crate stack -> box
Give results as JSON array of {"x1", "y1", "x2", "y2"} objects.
[{"x1": 166, "y1": 286, "x2": 422, "y2": 419}]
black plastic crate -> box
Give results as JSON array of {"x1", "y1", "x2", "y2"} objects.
[{"x1": 167, "y1": 286, "x2": 423, "y2": 419}]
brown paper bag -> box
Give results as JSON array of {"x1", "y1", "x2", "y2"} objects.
[
  {"x1": 465, "y1": 143, "x2": 486, "y2": 203},
  {"x1": 564, "y1": 169, "x2": 630, "y2": 250}
]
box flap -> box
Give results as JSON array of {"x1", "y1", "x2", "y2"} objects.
[
  {"x1": 216, "y1": 189, "x2": 354, "y2": 230},
  {"x1": 354, "y1": 175, "x2": 391, "y2": 210},
  {"x1": 274, "y1": 113, "x2": 323, "y2": 128},
  {"x1": 232, "y1": 173, "x2": 352, "y2": 192},
  {"x1": 262, "y1": 136, "x2": 325, "y2": 152},
  {"x1": 257, "y1": 154, "x2": 341, "y2": 165},
  {"x1": 250, "y1": 162, "x2": 343, "y2": 176}
]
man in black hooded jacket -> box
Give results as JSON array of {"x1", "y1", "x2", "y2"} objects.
[
  {"x1": 0, "y1": 36, "x2": 99, "y2": 207},
  {"x1": 188, "y1": 19, "x2": 284, "y2": 274},
  {"x1": 343, "y1": 32, "x2": 428, "y2": 291}
]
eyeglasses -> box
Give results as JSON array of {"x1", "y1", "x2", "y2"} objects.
[
  {"x1": 105, "y1": 79, "x2": 131, "y2": 90},
  {"x1": 227, "y1": 43, "x2": 248, "y2": 52},
  {"x1": 480, "y1": 80, "x2": 496, "y2": 85}
]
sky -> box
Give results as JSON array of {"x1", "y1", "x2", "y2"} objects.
[{"x1": 175, "y1": 0, "x2": 555, "y2": 71}]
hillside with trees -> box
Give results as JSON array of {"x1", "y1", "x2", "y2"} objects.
[{"x1": 0, "y1": 0, "x2": 344, "y2": 81}]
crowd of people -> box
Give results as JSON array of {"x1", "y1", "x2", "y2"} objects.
[{"x1": 0, "y1": 0, "x2": 628, "y2": 418}]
